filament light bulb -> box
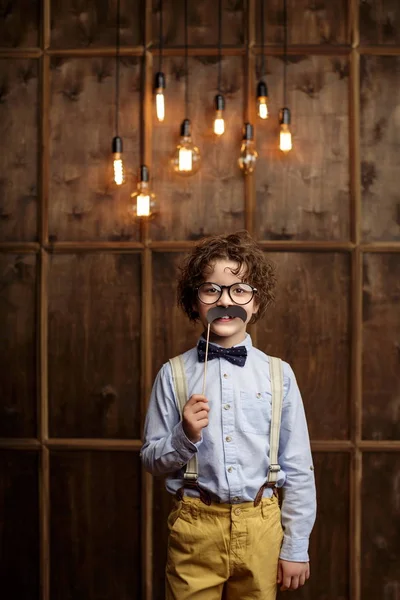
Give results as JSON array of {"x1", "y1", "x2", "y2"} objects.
[
  {"x1": 238, "y1": 123, "x2": 258, "y2": 175},
  {"x1": 279, "y1": 107, "x2": 292, "y2": 153},
  {"x1": 130, "y1": 165, "x2": 157, "y2": 218},
  {"x1": 155, "y1": 72, "x2": 166, "y2": 122},
  {"x1": 257, "y1": 81, "x2": 269, "y2": 120},
  {"x1": 213, "y1": 94, "x2": 225, "y2": 136},
  {"x1": 172, "y1": 119, "x2": 201, "y2": 176},
  {"x1": 112, "y1": 136, "x2": 125, "y2": 185}
]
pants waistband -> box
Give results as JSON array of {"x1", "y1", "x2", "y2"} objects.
[{"x1": 173, "y1": 495, "x2": 279, "y2": 518}]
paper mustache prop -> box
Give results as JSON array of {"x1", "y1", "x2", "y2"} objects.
[{"x1": 202, "y1": 305, "x2": 248, "y2": 394}]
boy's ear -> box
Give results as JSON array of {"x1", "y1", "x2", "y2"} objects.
[{"x1": 252, "y1": 299, "x2": 259, "y2": 315}]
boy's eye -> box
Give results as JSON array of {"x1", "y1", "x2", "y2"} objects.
[{"x1": 203, "y1": 284, "x2": 219, "y2": 294}]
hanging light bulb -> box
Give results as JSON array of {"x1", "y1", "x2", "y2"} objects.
[
  {"x1": 112, "y1": 136, "x2": 125, "y2": 185},
  {"x1": 130, "y1": 165, "x2": 156, "y2": 217},
  {"x1": 213, "y1": 94, "x2": 225, "y2": 136},
  {"x1": 279, "y1": 107, "x2": 292, "y2": 153},
  {"x1": 238, "y1": 123, "x2": 258, "y2": 174},
  {"x1": 257, "y1": 80, "x2": 269, "y2": 119},
  {"x1": 172, "y1": 119, "x2": 201, "y2": 175},
  {"x1": 155, "y1": 72, "x2": 166, "y2": 122}
]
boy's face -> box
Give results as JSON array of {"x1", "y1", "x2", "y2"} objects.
[{"x1": 194, "y1": 259, "x2": 258, "y2": 348}]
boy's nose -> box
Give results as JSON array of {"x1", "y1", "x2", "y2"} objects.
[{"x1": 216, "y1": 288, "x2": 232, "y2": 306}]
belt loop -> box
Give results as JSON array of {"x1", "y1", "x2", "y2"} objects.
[{"x1": 190, "y1": 502, "x2": 199, "y2": 520}]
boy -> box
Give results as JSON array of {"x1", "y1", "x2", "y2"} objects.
[{"x1": 141, "y1": 231, "x2": 316, "y2": 600}]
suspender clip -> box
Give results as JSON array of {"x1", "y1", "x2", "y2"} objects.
[
  {"x1": 184, "y1": 472, "x2": 198, "y2": 482},
  {"x1": 269, "y1": 464, "x2": 281, "y2": 473}
]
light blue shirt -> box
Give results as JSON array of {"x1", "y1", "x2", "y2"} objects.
[{"x1": 141, "y1": 334, "x2": 316, "y2": 562}]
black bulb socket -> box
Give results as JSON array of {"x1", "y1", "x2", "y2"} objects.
[
  {"x1": 180, "y1": 118, "x2": 191, "y2": 137},
  {"x1": 139, "y1": 165, "x2": 149, "y2": 183},
  {"x1": 279, "y1": 107, "x2": 291, "y2": 125},
  {"x1": 155, "y1": 72, "x2": 166, "y2": 90},
  {"x1": 243, "y1": 122, "x2": 254, "y2": 141},
  {"x1": 215, "y1": 94, "x2": 225, "y2": 111},
  {"x1": 257, "y1": 80, "x2": 268, "y2": 98},
  {"x1": 112, "y1": 136, "x2": 123, "y2": 153}
]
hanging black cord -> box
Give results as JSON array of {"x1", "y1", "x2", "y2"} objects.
[
  {"x1": 115, "y1": 0, "x2": 120, "y2": 136},
  {"x1": 283, "y1": 0, "x2": 287, "y2": 106},
  {"x1": 184, "y1": 0, "x2": 189, "y2": 118},
  {"x1": 260, "y1": 0, "x2": 265, "y2": 80},
  {"x1": 217, "y1": 0, "x2": 222, "y2": 93},
  {"x1": 158, "y1": 0, "x2": 163, "y2": 73}
]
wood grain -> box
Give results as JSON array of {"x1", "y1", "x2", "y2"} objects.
[
  {"x1": 362, "y1": 253, "x2": 400, "y2": 440},
  {"x1": 0, "y1": 0, "x2": 40, "y2": 47},
  {"x1": 0, "y1": 254, "x2": 37, "y2": 437},
  {"x1": 254, "y1": 55, "x2": 350, "y2": 241},
  {"x1": 360, "y1": 56, "x2": 400, "y2": 242},
  {"x1": 257, "y1": 252, "x2": 351, "y2": 440},
  {"x1": 0, "y1": 450, "x2": 39, "y2": 599},
  {"x1": 50, "y1": 450, "x2": 142, "y2": 600},
  {"x1": 50, "y1": 0, "x2": 143, "y2": 48},
  {"x1": 361, "y1": 453, "x2": 400, "y2": 599},
  {"x1": 0, "y1": 59, "x2": 38, "y2": 241},
  {"x1": 48, "y1": 253, "x2": 142, "y2": 438},
  {"x1": 49, "y1": 56, "x2": 141, "y2": 241},
  {"x1": 255, "y1": 0, "x2": 349, "y2": 46},
  {"x1": 150, "y1": 56, "x2": 246, "y2": 241},
  {"x1": 360, "y1": 0, "x2": 400, "y2": 45}
]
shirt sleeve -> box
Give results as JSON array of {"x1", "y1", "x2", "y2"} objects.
[
  {"x1": 140, "y1": 362, "x2": 201, "y2": 476},
  {"x1": 278, "y1": 363, "x2": 317, "y2": 562}
]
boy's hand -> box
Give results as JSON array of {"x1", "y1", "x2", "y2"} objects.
[
  {"x1": 277, "y1": 559, "x2": 310, "y2": 591},
  {"x1": 182, "y1": 394, "x2": 210, "y2": 443}
]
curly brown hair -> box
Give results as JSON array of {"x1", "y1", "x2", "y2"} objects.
[{"x1": 177, "y1": 230, "x2": 276, "y2": 324}]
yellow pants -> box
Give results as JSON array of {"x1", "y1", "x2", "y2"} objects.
[{"x1": 165, "y1": 495, "x2": 283, "y2": 600}]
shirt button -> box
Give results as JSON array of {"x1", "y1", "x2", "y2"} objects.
[
  {"x1": 256, "y1": 392, "x2": 261, "y2": 398},
  {"x1": 225, "y1": 436, "x2": 232, "y2": 442},
  {"x1": 233, "y1": 496, "x2": 240, "y2": 503},
  {"x1": 227, "y1": 467, "x2": 233, "y2": 473},
  {"x1": 234, "y1": 508, "x2": 241, "y2": 516},
  {"x1": 224, "y1": 404, "x2": 231, "y2": 410},
  {"x1": 223, "y1": 373, "x2": 228, "y2": 379}
]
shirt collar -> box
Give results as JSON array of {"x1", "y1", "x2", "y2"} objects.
[{"x1": 198, "y1": 333, "x2": 253, "y2": 351}]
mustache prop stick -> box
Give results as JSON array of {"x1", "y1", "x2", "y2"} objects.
[{"x1": 202, "y1": 305, "x2": 247, "y2": 395}]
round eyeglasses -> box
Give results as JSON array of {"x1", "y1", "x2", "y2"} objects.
[{"x1": 196, "y1": 282, "x2": 257, "y2": 305}]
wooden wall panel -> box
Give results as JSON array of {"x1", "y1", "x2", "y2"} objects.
[
  {"x1": 0, "y1": 59, "x2": 38, "y2": 242},
  {"x1": 0, "y1": 0, "x2": 40, "y2": 47},
  {"x1": 255, "y1": 0, "x2": 349, "y2": 45},
  {"x1": 360, "y1": 0, "x2": 400, "y2": 45},
  {"x1": 0, "y1": 450, "x2": 39, "y2": 600},
  {"x1": 257, "y1": 252, "x2": 351, "y2": 440},
  {"x1": 150, "y1": 56, "x2": 245, "y2": 241},
  {"x1": 152, "y1": 252, "x2": 202, "y2": 375},
  {"x1": 50, "y1": 0, "x2": 143, "y2": 48},
  {"x1": 0, "y1": 254, "x2": 36, "y2": 437},
  {"x1": 152, "y1": 477, "x2": 173, "y2": 600},
  {"x1": 50, "y1": 450, "x2": 141, "y2": 600},
  {"x1": 362, "y1": 254, "x2": 400, "y2": 440},
  {"x1": 255, "y1": 55, "x2": 350, "y2": 241},
  {"x1": 49, "y1": 57, "x2": 141, "y2": 242},
  {"x1": 151, "y1": 0, "x2": 245, "y2": 47},
  {"x1": 48, "y1": 253, "x2": 141, "y2": 438},
  {"x1": 360, "y1": 56, "x2": 400, "y2": 242},
  {"x1": 361, "y1": 453, "x2": 400, "y2": 599}
]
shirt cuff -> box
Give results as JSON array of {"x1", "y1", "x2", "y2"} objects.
[
  {"x1": 279, "y1": 536, "x2": 310, "y2": 563},
  {"x1": 170, "y1": 421, "x2": 201, "y2": 461}
]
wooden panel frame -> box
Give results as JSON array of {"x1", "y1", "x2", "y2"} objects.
[{"x1": 0, "y1": 1, "x2": 400, "y2": 599}]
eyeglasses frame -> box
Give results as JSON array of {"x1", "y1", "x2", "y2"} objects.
[{"x1": 195, "y1": 282, "x2": 258, "y2": 306}]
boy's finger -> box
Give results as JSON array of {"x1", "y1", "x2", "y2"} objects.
[
  {"x1": 299, "y1": 573, "x2": 306, "y2": 586},
  {"x1": 192, "y1": 402, "x2": 210, "y2": 413},
  {"x1": 306, "y1": 564, "x2": 310, "y2": 579},
  {"x1": 289, "y1": 575, "x2": 300, "y2": 590},
  {"x1": 280, "y1": 575, "x2": 291, "y2": 591}
]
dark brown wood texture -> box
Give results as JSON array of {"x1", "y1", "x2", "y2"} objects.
[
  {"x1": 362, "y1": 253, "x2": 400, "y2": 440},
  {"x1": 49, "y1": 56, "x2": 141, "y2": 242},
  {"x1": 0, "y1": 450, "x2": 39, "y2": 599},
  {"x1": 152, "y1": 0, "x2": 245, "y2": 47},
  {"x1": 360, "y1": 56, "x2": 400, "y2": 242},
  {"x1": 360, "y1": 0, "x2": 400, "y2": 45},
  {"x1": 0, "y1": 0, "x2": 40, "y2": 47},
  {"x1": 255, "y1": 55, "x2": 350, "y2": 241},
  {"x1": 48, "y1": 253, "x2": 142, "y2": 438},
  {"x1": 361, "y1": 453, "x2": 400, "y2": 598},
  {"x1": 258, "y1": 252, "x2": 351, "y2": 440},
  {"x1": 50, "y1": 450, "x2": 141, "y2": 600},
  {"x1": 0, "y1": 254, "x2": 37, "y2": 437},
  {"x1": 0, "y1": 59, "x2": 38, "y2": 242},
  {"x1": 50, "y1": 0, "x2": 143, "y2": 48},
  {"x1": 254, "y1": 0, "x2": 349, "y2": 45},
  {"x1": 150, "y1": 56, "x2": 246, "y2": 241}
]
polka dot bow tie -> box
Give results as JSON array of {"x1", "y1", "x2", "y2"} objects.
[{"x1": 197, "y1": 340, "x2": 247, "y2": 367}]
